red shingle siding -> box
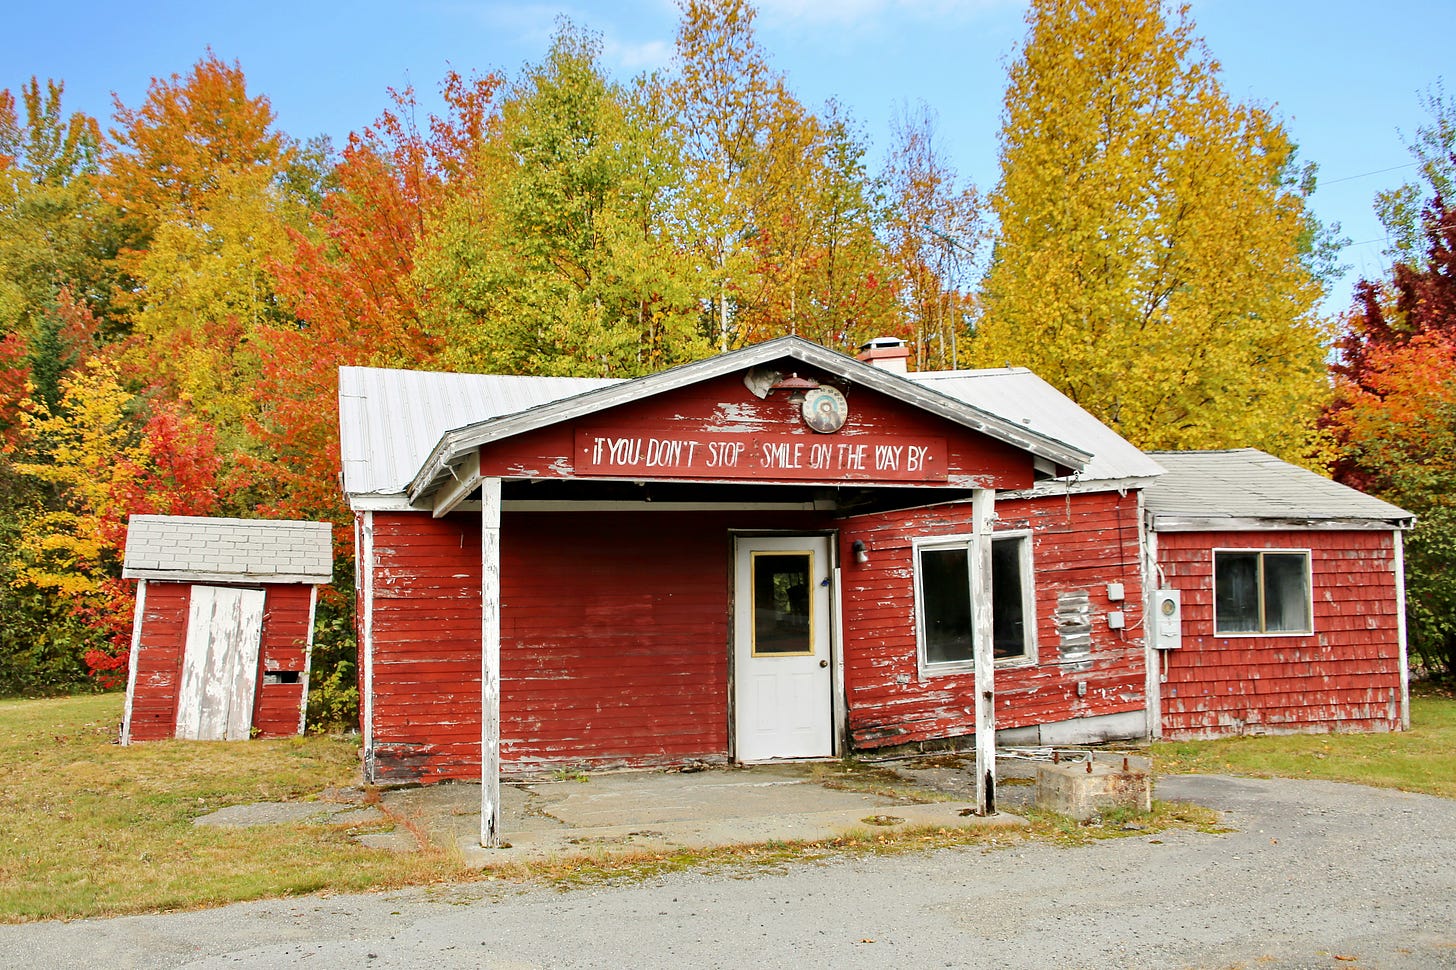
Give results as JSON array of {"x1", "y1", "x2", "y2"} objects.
[
  {"x1": 1157, "y1": 529, "x2": 1403, "y2": 738},
  {"x1": 839, "y1": 489, "x2": 1147, "y2": 749}
]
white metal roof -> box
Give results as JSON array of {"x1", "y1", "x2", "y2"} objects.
[
  {"x1": 1144, "y1": 449, "x2": 1414, "y2": 531},
  {"x1": 907, "y1": 368, "x2": 1165, "y2": 487},
  {"x1": 122, "y1": 515, "x2": 334, "y2": 584},
  {"x1": 405, "y1": 336, "x2": 1092, "y2": 507},
  {"x1": 339, "y1": 367, "x2": 618, "y2": 506},
  {"x1": 338, "y1": 345, "x2": 1155, "y2": 511}
]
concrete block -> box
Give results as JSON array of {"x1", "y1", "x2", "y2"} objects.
[{"x1": 1035, "y1": 753, "x2": 1152, "y2": 821}]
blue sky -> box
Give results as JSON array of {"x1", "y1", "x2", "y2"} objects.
[{"x1": 4, "y1": 0, "x2": 1449, "y2": 313}]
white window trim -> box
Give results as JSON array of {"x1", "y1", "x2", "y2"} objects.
[
  {"x1": 913, "y1": 529, "x2": 1039, "y2": 678},
  {"x1": 1212, "y1": 546, "x2": 1315, "y2": 637}
]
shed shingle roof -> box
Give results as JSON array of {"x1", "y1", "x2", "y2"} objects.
[
  {"x1": 122, "y1": 515, "x2": 333, "y2": 584},
  {"x1": 1144, "y1": 449, "x2": 1413, "y2": 531}
]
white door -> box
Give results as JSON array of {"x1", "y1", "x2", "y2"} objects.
[
  {"x1": 733, "y1": 535, "x2": 835, "y2": 762},
  {"x1": 176, "y1": 586, "x2": 266, "y2": 741}
]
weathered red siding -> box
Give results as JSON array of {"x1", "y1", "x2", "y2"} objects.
[
  {"x1": 367, "y1": 512, "x2": 483, "y2": 782},
  {"x1": 1157, "y1": 529, "x2": 1404, "y2": 738},
  {"x1": 365, "y1": 508, "x2": 832, "y2": 781},
  {"x1": 127, "y1": 581, "x2": 313, "y2": 741},
  {"x1": 125, "y1": 581, "x2": 192, "y2": 741},
  {"x1": 474, "y1": 371, "x2": 1036, "y2": 490},
  {"x1": 253, "y1": 583, "x2": 313, "y2": 737},
  {"x1": 839, "y1": 489, "x2": 1147, "y2": 749}
]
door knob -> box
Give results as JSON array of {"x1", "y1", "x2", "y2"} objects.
[{"x1": 819, "y1": 659, "x2": 829, "y2": 668}]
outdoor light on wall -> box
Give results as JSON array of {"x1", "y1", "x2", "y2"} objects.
[
  {"x1": 851, "y1": 540, "x2": 870, "y2": 565},
  {"x1": 770, "y1": 372, "x2": 820, "y2": 406}
]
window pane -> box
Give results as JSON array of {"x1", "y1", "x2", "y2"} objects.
[
  {"x1": 752, "y1": 553, "x2": 812, "y2": 655},
  {"x1": 1263, "y1": 553, "x2": 1311, "y2": 633},
  {"x1": 991, "y1": 537, "x2": 1028, "y2": 660},
  {"x1": 1214, "y1": 552, "x2": 1259, "y2": 633},
  {"x1": 920, "y1": 547, "x2": 972, "y2": 665}
]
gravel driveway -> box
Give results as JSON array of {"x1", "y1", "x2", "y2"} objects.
[{"x1": 3, "y1": 775, "x2": 1453, "y2": 969}]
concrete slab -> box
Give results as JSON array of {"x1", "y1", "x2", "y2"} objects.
[{"x1": 377, "y1": 763, "x2": 1026, "y2": 865}]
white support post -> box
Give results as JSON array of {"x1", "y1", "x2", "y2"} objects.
[
  {"x1": 971, "y1": 488, "x2": 997, "y2": 815},
  {"x1": 480, "y1": 476, "x2": 503, "y2": 847},
  {"x1": 1394, "y1": 530, "x2": 1410, "y2": 731},
  {"x1": 359, "y1": 513, "x2": 376, "y2": 779}
]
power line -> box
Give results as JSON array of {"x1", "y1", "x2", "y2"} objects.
[{"x1": 1322, "y1": 162, "x2": 1418, "y2": 186}]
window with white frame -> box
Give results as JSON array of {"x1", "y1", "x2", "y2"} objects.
[
  {"x1": 1213, "y1": 549, "x2": 1312, "y2": 635},
  {"x1": 915, "y1": 532, "x2": 1036, "y2": 672}
]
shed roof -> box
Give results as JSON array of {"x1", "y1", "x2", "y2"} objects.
[
  {"x1": 907, "y1": 369, "x2": 1164, "y2": 487},
  {"x1": 1143, "y1": 449, "x2": 1414, "y2": 531},
  {"x1": 123, "y1": 515, "x2": 334, "y2": 584}
]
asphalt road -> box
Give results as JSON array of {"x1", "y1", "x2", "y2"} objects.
[{"x1": 3, "y1": 775, "x2": 1454, "y2": 970}]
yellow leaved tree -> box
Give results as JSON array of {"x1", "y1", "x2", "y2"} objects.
[{"x1": 973, "y1": 0, "x2": 1333, "y2": 462}]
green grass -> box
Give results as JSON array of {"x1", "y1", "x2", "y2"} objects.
[
  {"x1": 1154, "y1": 693, "x2": 1456, "y2": 799},
  {"x1": 0, "y1": 694, "x2": 475, "y2": 923}
]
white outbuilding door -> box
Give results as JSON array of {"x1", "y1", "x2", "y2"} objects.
[{"x1": 175, "y1": 585, "x2": 266, "y2": 741}]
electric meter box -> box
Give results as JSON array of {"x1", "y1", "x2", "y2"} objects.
[{"x1": 1153, "y1": 589, "x2": 1182, "y2": 650}]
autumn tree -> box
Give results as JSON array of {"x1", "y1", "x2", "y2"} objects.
[
  {"x1": 730, "y1": 101, "x2": 901, "y2": 352},
  {"x1": 103, "y1": 52, "x2": 311, "y2": 440},
  {"x1": 421, "y1": 25, "x2": 711, "y2": 377},
  {"x1": 256, "y1": 73, "x2": 500, "y2": 524},
  {"x1": 668, "y1": 0, "x2": 820, "y2": 350},
  {"x1": 7, "y1": 357, "x2": 220, "y2": 685},
  {"x1": 881, "y1": 103, "x2": 983, "y2": 369},
  {"x1": 0, "y1": 79, "x2": 122, "y2": 396},
  {"x1": 1375, "y1": 80, "x2": 1454, "y2": 268},
  {"x1": 973, "y1": 0, "x2": 1332, "y2": 461},
  {"x1": 1326, "y1": 196, "x2": 1456, "y2": 675}
]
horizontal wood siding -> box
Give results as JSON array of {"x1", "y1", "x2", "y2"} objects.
[
  {"x1": 840, "y1": 489, "x2": 1147, "y2": 749},
  {"x1": 252, "y1": 584, "x2": 312, "y2": 738},
  {"x1": 125, "y1": 581, "x2": 192, "y2": 741},
  {"x1": 368, "y1": 512, "x2": 483, "y2": 782},
  {"x1": 1157, "y1": 529, "x2": 1403, "y2": 738},
  {"x1": 475, "y1": 371, "x2": 1034, "y2": 490},
  {"x1": 367, "y1": 508, "x2": 829, "y2": 781}
]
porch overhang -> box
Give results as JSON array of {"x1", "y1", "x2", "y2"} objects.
[{"x1": 410, "y1": 336, "x2": 1091, "y2": 516}]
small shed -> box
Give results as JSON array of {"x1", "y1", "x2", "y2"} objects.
[
  {"x1": 120, "y1": 515, "x2": 333, "y2": 743},
  {"x1": 1144, "y1": 449, "x2": 1415, "y2": 739}
]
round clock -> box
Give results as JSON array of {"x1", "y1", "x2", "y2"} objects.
[{"x1": 801, "y1": 386, "x2": 848, "y2": 433}]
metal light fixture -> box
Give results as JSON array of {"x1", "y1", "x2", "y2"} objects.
[
  {"x1": 851, "y1": 540, "x2": 869, "y2": 565},
  {"x1": 770, "y1": 372, "x2": 820, "y2": 406}
]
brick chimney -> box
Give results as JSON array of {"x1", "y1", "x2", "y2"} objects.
[{"x1": 856, "y1": 337, "x2": 909, "y2": 375}]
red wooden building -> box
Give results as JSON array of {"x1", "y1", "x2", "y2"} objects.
[
  {"x1": 341, "y1": 336, "x2": 1175, "y2": 843},
  {"x1": 1143, "y1": 450, "x2": 1414, "y2": 739},
  {"x1": 120, "y1": 515, "x2": 333, "y2": 743}
]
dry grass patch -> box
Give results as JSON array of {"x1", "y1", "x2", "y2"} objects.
[
  {"x1": 807, "y1": 759, "x2": 955, "y2": 803},
  {"x1": 1, "y1": 695, "x2": 1234, "y2": 922},
  {"x1": 0, "y1": 694, "x2": 475, "y2": 923}
]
